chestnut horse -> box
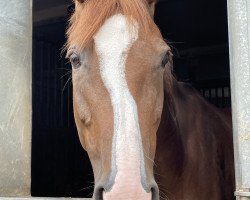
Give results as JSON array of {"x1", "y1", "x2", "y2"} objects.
[{"x1": 66, "y1": 0, "x2": 235, "y2": 199}]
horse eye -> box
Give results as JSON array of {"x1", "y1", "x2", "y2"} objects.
[
  {"x1": 70, "y1": 53, "x2": 81, "y2": 69},
  {"x1": 161, "y1": 51, "x2": 172, "y2": 67}
]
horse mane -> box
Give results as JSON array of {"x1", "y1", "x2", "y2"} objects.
[{"x1": 66, "y1": 0, "x2": 154, "y2": 50}]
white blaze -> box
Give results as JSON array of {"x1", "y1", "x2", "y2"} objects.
[{"x1": 94, "y1": 14, "x2": 150, "y2": 199}]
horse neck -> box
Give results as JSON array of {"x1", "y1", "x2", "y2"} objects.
[
  {"x1": 154, "y1": 80, "x2": 185, "y2": 178},
  {"x1": 155, "y1": 80, "x2": 216, "y2": 172},
  {"x1": 155, "y1": 79, "x2": 234, "y2": 199},
  {"x1": 156, "y1": 79, "x2": 212, "y2": 164}
]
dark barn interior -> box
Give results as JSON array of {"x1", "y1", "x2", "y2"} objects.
[{"x1": 32, "y1": 0, "x2": 230, "y2": 198}]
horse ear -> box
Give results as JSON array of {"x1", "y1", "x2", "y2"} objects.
[{"x1": 146, "y1": 0, "x2": 157, "y2": 18}]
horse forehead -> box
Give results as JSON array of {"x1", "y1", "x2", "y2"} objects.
[{"x1": 94, "y1": 14, "x2": 139, "y2": 55}]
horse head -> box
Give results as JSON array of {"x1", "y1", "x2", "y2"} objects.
[{"x1": 66, "y1": 0, "x2": 173, "y2": 199}]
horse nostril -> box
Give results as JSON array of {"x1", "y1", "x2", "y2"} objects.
[
  {"x1": 151, "y1": 184, "x2": 160, "y2": 200},
  {"x1": 94, "y1": 186, "x2": 104, "y2": 200}
]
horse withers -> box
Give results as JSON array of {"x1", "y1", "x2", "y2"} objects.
[{"x1": 66, "y1": 0, "x2": 235, "y2": 199}]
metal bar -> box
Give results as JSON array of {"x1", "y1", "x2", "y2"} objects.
[
  {"x1": 0, "y1": 0, "x2": 32, "y2": 196},
  {"x1": 222, "y1": 87, "x2": 225, "y2": 108},
  {"x1": 235, "y1": 191, "x2": 250, "y2": 197},
  {"x1": 227, "y1": 0, "x2": 250, "y2": 199}
]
